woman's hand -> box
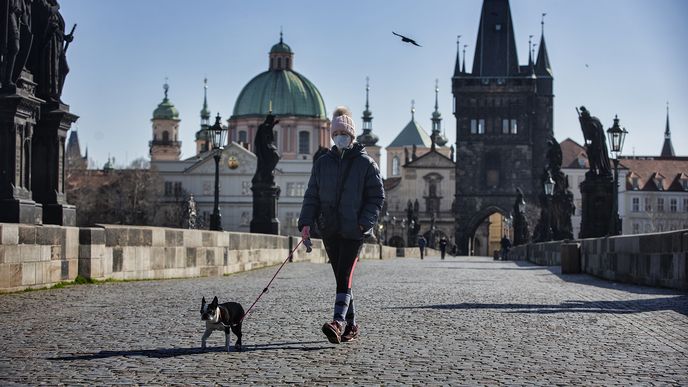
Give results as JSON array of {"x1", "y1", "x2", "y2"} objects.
[{"x1": 301, "y1": 225, "x2": 311, "y2": 240}]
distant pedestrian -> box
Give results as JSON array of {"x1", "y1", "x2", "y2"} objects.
[
  {"x1": 418, "y1": 235, "x2": 426, "y2": 260},
  {"x1": 500, "y1": 235, "x2": 512, "y2": 261},
  {"x1": 439, "y1": 237, "x2": 448, "y2": 260},
  {"x1": 298, "y1": 106, "x2": 384, "y2": 345}
]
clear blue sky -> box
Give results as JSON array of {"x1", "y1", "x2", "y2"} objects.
[{"x1": 61, "y1": 0, "x2": 687, "y2": 174}]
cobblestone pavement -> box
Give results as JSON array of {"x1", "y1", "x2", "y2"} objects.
[{"x1": 1, "y1": 255, "x2": 687, "y2": 386}]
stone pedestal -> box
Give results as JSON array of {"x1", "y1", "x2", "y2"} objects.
[
  {"x1": 579, "y1": 174, "x2": 614, "y2": 239},
  {"x1": 0, "y1": 71, "x2": 43, "y2": 224},
  {"x1": 250, "y1": 184, "x2": 280, "y2": 235},
  {"x1": 32, "y1": 101, "x2": 78, "y2": 226}
]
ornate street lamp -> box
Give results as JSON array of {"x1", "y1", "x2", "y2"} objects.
[
  {"x1": 606, "y1": 115, "x2": 627, "y2": 235},
  {"x1": 207, "y1": 114, "x2": 227, "y2": 231},
  {"x1": 543, "y1": 171, "x2": 555, "y2": 241}
]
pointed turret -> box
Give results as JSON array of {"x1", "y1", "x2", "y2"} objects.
[
  {"x1": 453, "y1": 36, "x2": 462, "y2": 77},
  {"x1": 356, "y1": 77, "x2": 379, "y2": 147},
  {"x1": 661, "y1": 102, "x2": 675, "y2": 157},
  {"x1": 472, "y1": 0, "x2": 520, "y2": 76},
  {"x1": 535, "y1": 14, "x2": 552, "y2": 77}
]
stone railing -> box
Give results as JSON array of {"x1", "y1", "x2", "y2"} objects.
[
  {"x1": 509, "y1": 229, "x2": 688, "y2": 291},
  {"x1": 0, "y1": 223, "x2": 400, "y2": 293}
]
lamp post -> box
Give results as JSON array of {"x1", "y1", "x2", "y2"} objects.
[
  {"x1": 207, "y1": 114, "x2": 227, "y2": 231},
  {"x1": 544, "y1": 171, "x2": 555, "y2": 241},
  {"x1": 606, "y1": 115, "x2": 628, "y2": 236}
]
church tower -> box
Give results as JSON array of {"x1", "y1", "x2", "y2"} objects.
[
  {"x1": 453, "y1": 0, "x2": 554, "y2": 255},
  {"x1": 355, "y1": 77, "x2": 381, "y2": 167},
  {"x1": 660, "y1": 103, "x2": 675, "y2": 157},
  {"x1": 150, "y1": 81, "x2": 182, "y2": 161}
]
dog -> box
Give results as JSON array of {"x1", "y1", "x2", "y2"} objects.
[{"x1": 200, "y1": 296, "x2": 244, "y2": 351}]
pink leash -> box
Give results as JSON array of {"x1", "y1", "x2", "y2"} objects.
[{"x1": 238, "y1": 237, "x2": 310, "y2": 324}]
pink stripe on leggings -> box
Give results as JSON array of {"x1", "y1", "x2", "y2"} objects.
[{"x1": 347, "y1": 256, "x2": 359, "y2": 289}]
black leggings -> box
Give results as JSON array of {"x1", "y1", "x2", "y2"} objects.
[{"x1": 323, "y1": 237, "x2": 364, "y2": 293}]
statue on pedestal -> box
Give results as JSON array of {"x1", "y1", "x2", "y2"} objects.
[{"x1": 577, "y1": 106, "x2": 611, "y2": 178}]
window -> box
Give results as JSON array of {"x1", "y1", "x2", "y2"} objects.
[
  {"x1": 238, "y1": 130, "x2": 248, "y2": 143},
  {"x1": 277, "y1": 57, "x2": 282, "y2": 68},
  {"x1": 510, "y1": 119, "x2": 518, "y2": 134},
  {"x1": 657, "y1": 198, "x2": 664, "y2": 212},
  {"x1": 631, "y1": 197, "x2": 639, "y2": 212},
  {"x1": 654, "y1": 176, "x2": 664, "y2": 190},
  {"x1": 164, "y1": 181, "x2": 173, "y2": 196},
  {"x1": 286, "y1": 182, "x2": 306, "y2": 197},
  {"x1": 632, "y1": 223, "x2": 640, "y2": 234},
  {"x1": 485, "y1": 153, "x2": 500, "y2": 188},
  {"x1": 644, "y1": 224, "x2": 651, "y2": 233},
  {"x1": 502, "y1": 119, "x2": 509, "y2": 134},
  {"x1": 644, "y1": 197, "x2": 652, "y2": 212},
  {"x1": 684, "y1": 198, "x2": 688, "y2": 212},
  {"x1": 632, "y1": 177, "x2": 640, "y2": 190},
  {"x1": 657, "y1": 223, "x2": 664, "y2": 232},
  {"x1": 162, "y1": 131, "x2": 169, "y2": 142},
  {"x1": 478, "y1": 119, "x2": 485, "y2": 134},
  {"x1": 298, "y1": 131, "x2": 310, "y2": 154},
  {"x1": 670, "y1": 198, "x2": 677, "y2": 213},
  {"x1": 392, "y1": 156, "x2": 400, "y2": 176},
  {"x1": 173, "y1": 182, "x2": 182, "y2": 196},
  {"x1": 286, "y1": 58, "x2": 290, "y2": 68},
  {"x1": 470, "y1": 119, "x2": 477, "y2": 134}
]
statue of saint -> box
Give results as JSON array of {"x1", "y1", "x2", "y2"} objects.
[
  {"x1": 252, "y1": 114, "x2": 280, "y2": 186},
  {"x1": 1, "y1": 0, "x2": 33, "y2": 89},
  {"x1": 28, "y1": 0, "x2": 74, "y2": 102},
  {"x1": 577, "y1": 106, "x2": 611, "y2": 177}
]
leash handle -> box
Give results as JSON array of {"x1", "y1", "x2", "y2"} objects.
[{"x1": 239, "y1": 238, "x2": 305, "y2": 323}]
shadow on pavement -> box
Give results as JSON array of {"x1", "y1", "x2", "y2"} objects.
[
  {"x1": 389, "y1": 295, "x2": 688, "y2": 316},
  {"x1": 49, "y1": 341, "x2": 331, "y2": 360}
]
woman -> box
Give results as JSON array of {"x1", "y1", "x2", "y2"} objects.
[{"x1": 299, "y1": 106, "x2": 384, "y2": 344}]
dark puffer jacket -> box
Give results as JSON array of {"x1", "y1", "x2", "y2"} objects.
[{"x1": 298, "y1": 143, "x2": 384, "y2": 240}]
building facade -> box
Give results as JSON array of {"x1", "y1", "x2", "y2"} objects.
[{"x1": 453, "y1": 0, "x2": 554, "y2": 254}]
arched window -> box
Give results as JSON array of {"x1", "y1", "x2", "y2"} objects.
[
  {"x1": 286, "y1": 58, "x2": 290, "y2": 68},
  {"x1": 238, "y1": 130, "x2": 248, "y2": 144},
  {"x1": 277, "y1": 57, "x2": 282, "y2": 69},
  {"x1": 162, "y1": 131, "x2": 169, "y2": 142},
  {"x1": 298, "y1": 131, "x2": 310, "y2": 154},
  {"x1": 392, "y1": 156, "x2": 400, "y2": 176}
]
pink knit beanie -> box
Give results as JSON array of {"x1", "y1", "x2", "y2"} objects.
[{"x1": 330, "y1": 106, "x2": 356, "y2": 139}]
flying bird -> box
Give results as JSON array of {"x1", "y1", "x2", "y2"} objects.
[{"x1": 392, "y1": 32, "x2": 422, "y2": 47}]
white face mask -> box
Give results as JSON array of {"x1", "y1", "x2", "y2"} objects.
[{"x1": 333, "y1": 134, "x2": 352, "y2": 150}]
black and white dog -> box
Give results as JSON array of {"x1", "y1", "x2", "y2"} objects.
[{"x1": 200, "y1": 296, "x2": 244, "y2": 351}]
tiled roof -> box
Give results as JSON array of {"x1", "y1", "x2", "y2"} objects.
[
  {"x1": 560, "y1": 138, "x2": 588, "y2": 169},
  {"x1": 620, "y1": 157, "x2": 688, "y2": 192}
]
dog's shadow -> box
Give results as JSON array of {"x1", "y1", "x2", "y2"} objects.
[{"x1": 50, "y1": 341, "x2": 332, "y2": 361}]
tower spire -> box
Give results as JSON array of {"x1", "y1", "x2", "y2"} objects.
[
  {"x1": 200, "y1": 78, "x2": 210, "y2": 125},
  {"x1": 661, "y1": 101, "x2": 675, "y2": 157},
  {"x1": 356, "y1": 77, "x2": 378, "y2": 146},
  {"x1": 411, "y1": 100, "x2": 415, "y2": 121},
  {"x1": 462, "y1": 44, "x2": 467, "y2": 73},
  {"x1": 535, "y1": 12, "x2": 552, "y2": 76},
  {"x1": 163, "y1": 77, "x2": 169, "y2": 100},
  {"x1": 431, "y1": 79, "x2": 447, "y2": 147},
  {"x1": 472, "y1": 0, "x2": 520, "y2": 76},
  {"x1": 453, "y1": 35, "x2": 462, "y2": 76}
]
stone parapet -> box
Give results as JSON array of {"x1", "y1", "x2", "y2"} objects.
[
  {"x1": 1, "y1": 223, "x2": 405, "y2": 293},
  {"x1": 0, "y1": 223, "x2": 79, "y2": 292}
]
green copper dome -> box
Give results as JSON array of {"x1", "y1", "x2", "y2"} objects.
[
  {"x1": 153, "y1": 83, "x2": 179, "y2": 120},
  {"x1": 270, "y1": 41, "x2": 292, "y2": 54},
  {"x1": 153, "y1": 98, "x2": 179, "y2": 120},
  {"x1": 232, "y1": 70, "x2": 326, "y2": 118}
]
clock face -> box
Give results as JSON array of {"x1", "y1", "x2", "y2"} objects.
[{"x1": 227, "y1": 155, "x2": 239, "y2": 169}]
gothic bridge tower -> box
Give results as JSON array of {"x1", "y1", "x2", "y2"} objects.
[{"x1": 453, "y1": 0, "x2": 553, "y2": 255}]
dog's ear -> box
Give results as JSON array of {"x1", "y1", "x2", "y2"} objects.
[
  {"x1": 212, "y1": 296, "x2": 219, "y2": 305},
  {"x1": 202, "y1": 297, "x2": 206, "y2": 305}
]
